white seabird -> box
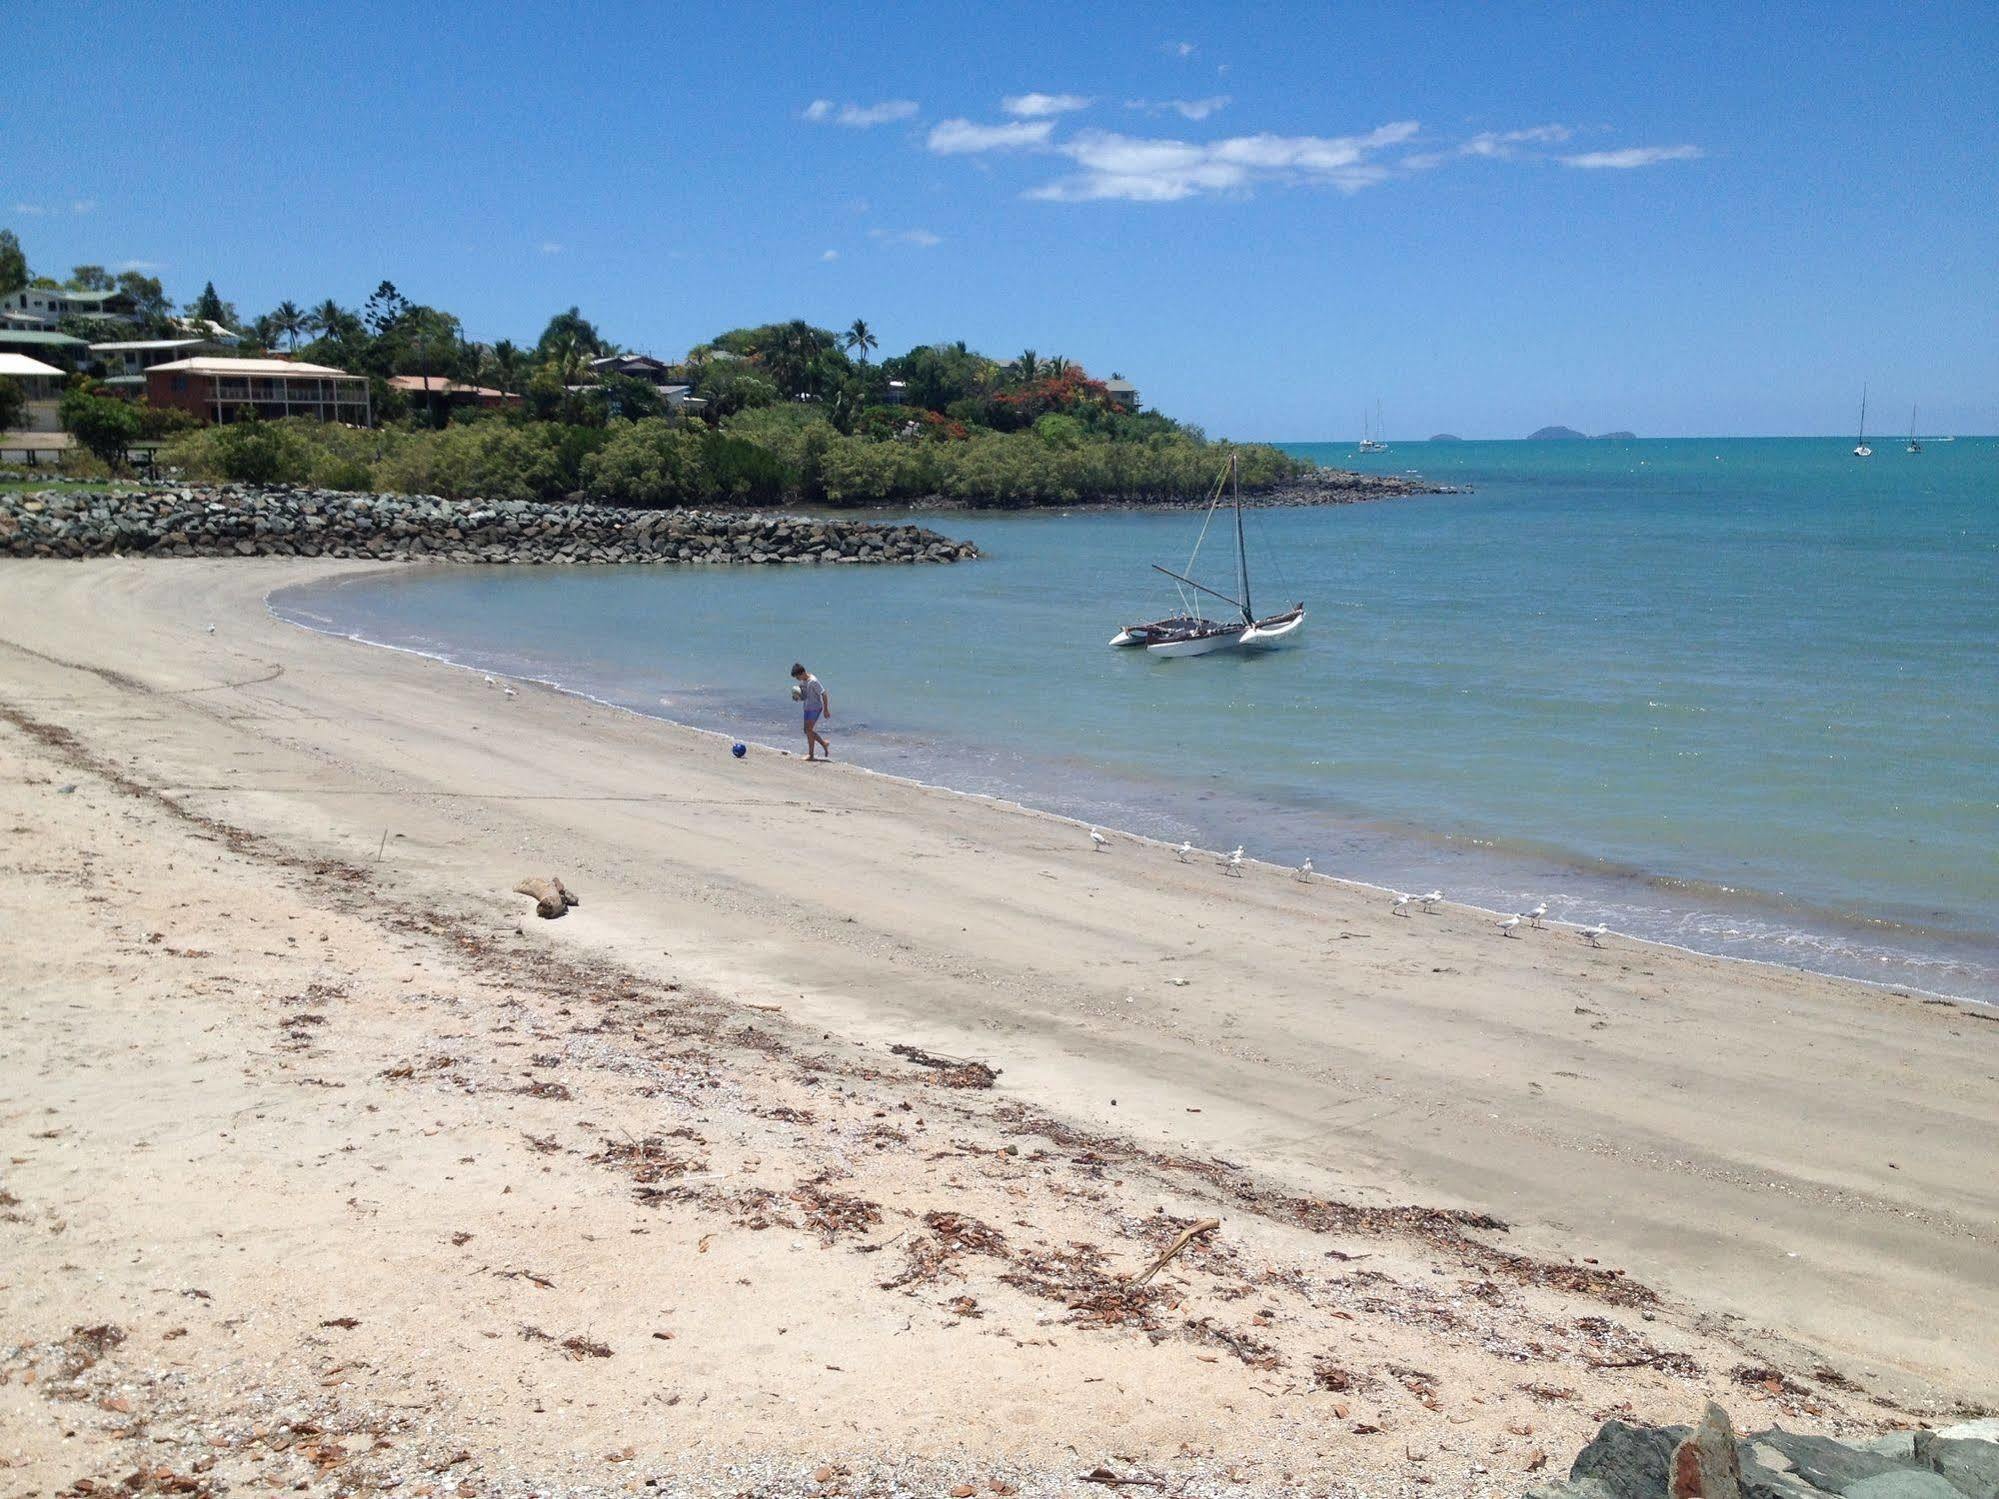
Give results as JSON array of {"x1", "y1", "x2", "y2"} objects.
[
  {"x1": 1580, "y1": 923, "x2": 1610, "y2": 948},
  {"x1": 1419, "y1": 890, "x2": 1443, "y2": 912},
  {"x1": 1526, "y1": 901, "x2": 1548, "y2": 929},
  {"x1": 1175, "y1": 841, "x2": 1194, "y2": 862},
  {"x1": 1390, "y1": 891, "x2": 1413, "y2": 917},
  {"x1": 1498, "y1": 914, "x2": 1522, "y2": 938},
  {"x1": 1296, "y1": 858, "x2": 1314, "y2": 882},
  {"x1": 1090, "y1": 828, "x2": 1110, "y2": 852},
  {"x1": 1222, "y1": 847, "x2": 1244, "y2": 876}
]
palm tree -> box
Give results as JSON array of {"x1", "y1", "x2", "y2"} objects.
[
  {"x1": 307, "y1": 298, "x2": 354, "y2": 343},
  {"x1": 1046, "y1": 356, "x2": 1072, "y2": 380},
  {"x1": 843, "y1": 318, "x2": 878, "y2": 364},
  {"x1": 546, "y1": 332, "x2": 591, "y2": 421},
  {"x1": 491, "y1": 339, "x2": 523, "y2": 398},
  {"x1": 274, "y1": 300, "x2": 306, "y2": 350},
  {"x1": 1013, "y1": 349, "x2": 1040, "y2": 384}
]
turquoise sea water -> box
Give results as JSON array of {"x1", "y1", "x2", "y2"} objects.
[{"x1": 271, "y1": 437, "x2": 1999, "y2": 1002}]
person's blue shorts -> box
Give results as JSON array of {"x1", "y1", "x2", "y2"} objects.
[{"x1": 803, "y1": 709, "x2": 822, "y2": 727}]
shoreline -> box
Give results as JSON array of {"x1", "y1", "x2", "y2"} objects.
[
  {"x1": 3, "y1": 556, "x2": 1995, "y2": 1492},
  {"x1": 271, "y1": 566, "x2": 1997, "y2": 1008}
]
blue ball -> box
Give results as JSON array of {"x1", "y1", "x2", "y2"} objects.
[{"x1": 731, "y1": 742, "x2": 747, "y2": 759}]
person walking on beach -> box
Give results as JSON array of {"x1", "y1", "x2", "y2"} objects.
[{"x1": 792, "y1": 662, "x2": 832, "y2": 761}]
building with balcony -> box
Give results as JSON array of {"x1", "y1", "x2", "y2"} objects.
[
  {"x1": 0, "y1": 286, "x2": 139, "y2": 329},
  {"x1": 145, "y1": 357, "x2": 371, "y2": 426}
]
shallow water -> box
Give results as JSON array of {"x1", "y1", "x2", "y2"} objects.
[{"x1": 271, "y1": 436, "x2": 1999, "y2": 1002}]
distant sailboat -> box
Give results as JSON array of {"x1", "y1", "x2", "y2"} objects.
[
  {"x1": 1853, "y1": 387, "x2": 1872, "y2": 458},
  {"x1": 1907, "y1": 405, "x2": 1921, "y2": 454},
  {"x1": 1358, "y1": 399, "x2": 1388, "y2": 454}
]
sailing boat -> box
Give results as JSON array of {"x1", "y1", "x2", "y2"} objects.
[
  {"x1": 1358, "y1": 399, "x2": 1388, "y2": 454},
  {"x1": 1109, "y1": 456, "x2": 1306, "y2": 656},
  {"x1": 1853, "y1": 387, "x2": 1872, "y2": 458},
  {"x1": 1907, "y1": 405, "x2": 1922, "y2": 454}
]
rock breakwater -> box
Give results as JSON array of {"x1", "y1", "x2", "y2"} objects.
[
  {"x1": 1536, "y1": 1404, "x2": 1999, "y2": 1499},
  {"x1": 0, "y1": 484, "x2": 980, "y2": 566}
]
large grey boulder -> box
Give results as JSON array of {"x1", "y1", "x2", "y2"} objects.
[
  {"x1": 1916, "y1": 1434, "x2": 1999, "y2": 1499},
  {"x1": 1758, "y1": 1431, "x2": 1909, "y2": 1493},
  {"x1": 1842, "y1": 1474, "x2": 1973, "y2": 1499},
  {"x1": 1573, "y1": 1420, "x2": 1692, "y2": 1496}
]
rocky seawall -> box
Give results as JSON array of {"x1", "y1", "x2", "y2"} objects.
[
  {"x1": 0, "y1": 484, "x2": 980, "y2": 565},
  {"x1": 1536, "y1": 1404, "x2": 1999, "y2": 1499},
  {"x1": 1255, "y1": 465, "x2": 1466, "y2": 505}
]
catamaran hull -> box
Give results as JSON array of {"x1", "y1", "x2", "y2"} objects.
[
  {"x1": 1240, "y1": 610, "x2": 1306, "y2": 649},
  {"x1": 1147, "y1": 627, "x2": 1247, "y2": 657}
]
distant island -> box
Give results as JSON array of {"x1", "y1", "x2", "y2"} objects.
[
  {"x1": 1527, "y1": 426, "x2": 1637, "y2": 440},
  {"x1": 1428, "y1": 433, "x2": 1463, "y2": 442}
]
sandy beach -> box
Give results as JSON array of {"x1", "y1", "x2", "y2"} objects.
[{"x1": 2, "y1": 557, "x2": 1994, "y2": 1496}]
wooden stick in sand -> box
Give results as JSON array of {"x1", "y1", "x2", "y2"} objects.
[{"x1": 1130, "y1": 1217, "x2": 1220, "y2": 1286}]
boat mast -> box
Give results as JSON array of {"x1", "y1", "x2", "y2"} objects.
[
  {"x1": 1858, "y1": 385, "x2": 1867, "y2": 444},
  {"x1": 1232, "y1": 455, "x2": 1252, "y2": 624}
]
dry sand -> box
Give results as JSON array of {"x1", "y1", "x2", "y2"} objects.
[{"x1": 1, "y1": 558, "x2": 1993, "y2": 1497}]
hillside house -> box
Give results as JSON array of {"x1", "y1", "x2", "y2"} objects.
[
  {"x1": 146, "y1": 357, "x2": 371, "y2": 426},
  {"x1": 0, "y1": 327, "x2": 89, "y2": 367},
  {"x1": 387, "y1": 374, "x2": 520, "y2": 410},
  {"x1": 0, "y1": 286, "x2": 138, "y2": 329}
]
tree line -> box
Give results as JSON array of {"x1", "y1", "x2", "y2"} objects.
[{"x1": 5, "y1": 226, "x2": 1305, "y2": 504}]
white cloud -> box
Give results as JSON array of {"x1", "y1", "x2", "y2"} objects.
[
  {"x1": 1169, "y1": 40, "x2": 1196, "y2": 57},
  {"x1": 1002, "y1": 92, "x2": 1091, "y2": 118},
  {"x1": 869, "y1": 227, "x2": 942, "y2": 248},
  {"x1": 1403, "y1": 123, "x2": 1574, "y2": 169},
  {"x1": 12, "y1": 203, "x2": 48, "y2": 216},
  {"x1": 117, "y1": 259, "x2": 165, "y2": 272},
  {"x1": 926, "y1": 118, "x2": 1056, "y2": 154},
  {"x1": 71, "y1": 199, "x2": 97, "y2": 214},
  {"x1": 1125, "y1": 96, "x2": 1231, "y2": 121},
  {"x1": 1561, "y1": 144, "x2": 1704, "y2": 169},
  {"x1": 1027, "y1": 121, "x2": 1419, "y2": 202},
  {"x1": 1461, "y1": 123, "x2": 1571, "y2": 158},
  {"x1": 539, "y1": 241, "x2": 563, "y2": 255},
  {"x1": 806, "y1": 98, "x2": 919, "y2": 127},
  {"x1": 821, "y1": 249, "x2": 839, "y2": 261}
]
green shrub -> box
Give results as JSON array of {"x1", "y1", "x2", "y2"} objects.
[
  {"x1": 580, "y1": 419, "x2": 714, "y2": 506},
  {"x1": 60, "y1": 387, "x2": 144, "y2": 468}
]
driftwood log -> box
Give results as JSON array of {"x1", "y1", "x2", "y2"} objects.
[{"x1": 514, "y1": 876, "x2": 580, "y2": 920}]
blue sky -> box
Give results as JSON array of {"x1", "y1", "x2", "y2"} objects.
[{"x1": 10, "y1": 2, "x2": 1997, "y2": 438}]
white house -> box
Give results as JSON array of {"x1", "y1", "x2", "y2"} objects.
[
  {"x1": 0, "y1": 352, "x2": 67, "y2": 431},
  {"x1": 0, "y1": 286, "x2": 138, "y2": 329}
]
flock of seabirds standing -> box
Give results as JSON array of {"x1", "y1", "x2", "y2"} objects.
[{"x1": 1085, "y1": 825, "x2": 1611, "y2": 946}]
